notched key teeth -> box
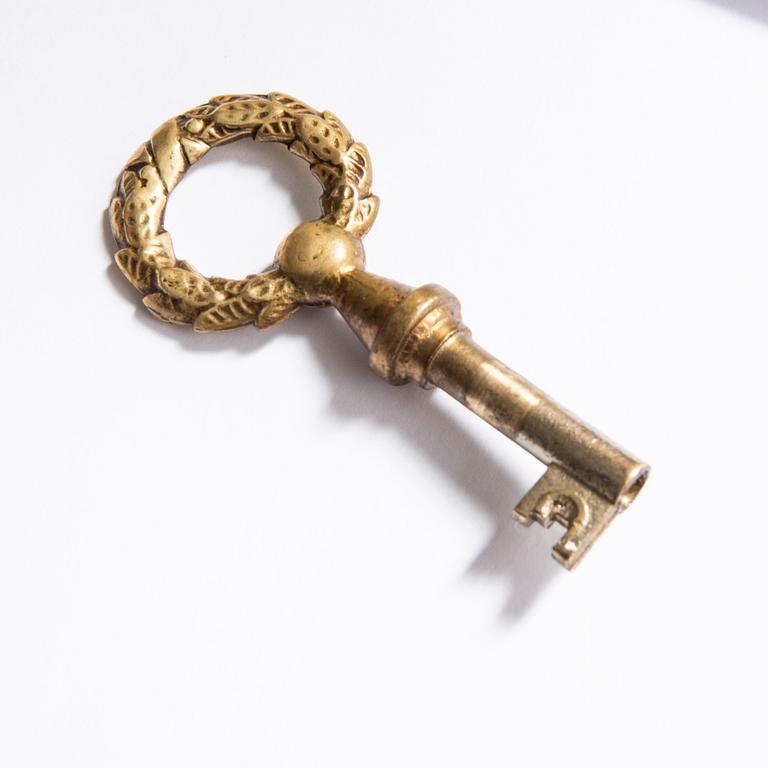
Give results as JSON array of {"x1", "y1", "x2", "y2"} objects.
[{"x1": 514, "y1": 465, "x2": 621, "y2": 570}]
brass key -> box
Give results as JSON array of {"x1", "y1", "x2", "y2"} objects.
[{"x1": 110, "y1": 92, "x2": 649, "y2": 569}]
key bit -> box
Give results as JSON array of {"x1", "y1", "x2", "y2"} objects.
[{"x1": 110, "y1": 92, "x2": 649, "y2": 569}]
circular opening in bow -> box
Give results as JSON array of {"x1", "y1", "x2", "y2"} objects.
[{"x1": 165, "y1": 142, "x2": 322, "y2": 277}]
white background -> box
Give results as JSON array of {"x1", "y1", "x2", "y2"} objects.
[{"x1": 1, "y1": 1, "x2": 766, "y2": 765}]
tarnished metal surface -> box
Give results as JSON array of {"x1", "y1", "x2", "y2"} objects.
[{"x1": 110, "y1": 92, "x2": 649, "y2": 569}]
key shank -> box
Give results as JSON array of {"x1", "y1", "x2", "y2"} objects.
[{"x1": 332, "y1": 271, "x2": 649, "y2": 569}]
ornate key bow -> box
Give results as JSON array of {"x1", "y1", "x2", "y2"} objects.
[{"x1": 110, "y1": 92, "x2": 649, "y2": 569}]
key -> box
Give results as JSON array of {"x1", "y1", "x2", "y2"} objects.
[{"x1": 110, "y1": 92, "x2": 649, "y2": 569}]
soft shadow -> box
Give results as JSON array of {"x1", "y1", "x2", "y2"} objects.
[
  {"x1": 287, "y1": 310, "x2": 561, "y2": 621},
  {"x1": 699, "y1": 0, "x2": 768, "y2": 24},
  {"x1": 102, "y1": 142, "x2": 559, "y2": 620}
]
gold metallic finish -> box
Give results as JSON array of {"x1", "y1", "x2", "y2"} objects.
[{"x1": 110, "y1": 92, "x2": 649, "y2": 569}]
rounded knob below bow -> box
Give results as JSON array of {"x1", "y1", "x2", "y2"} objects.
[{"x1": 276, "y1": 221, "x2": 366, "y2": 302}]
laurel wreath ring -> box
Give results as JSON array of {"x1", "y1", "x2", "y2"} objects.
[{"x1": 109, "y1": 92, "x2": 379, "y2": 331}]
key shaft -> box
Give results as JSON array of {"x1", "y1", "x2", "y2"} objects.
[{"x1": 332, "y1": 273, "x2": 648, "y2": 569}]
